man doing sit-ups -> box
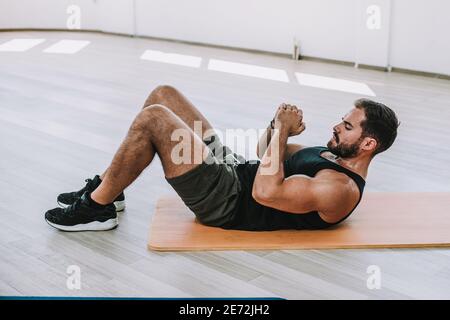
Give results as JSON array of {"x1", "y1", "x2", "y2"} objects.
[{"x1": 45, "y1": 85, "x2": 400, "y2": 231}]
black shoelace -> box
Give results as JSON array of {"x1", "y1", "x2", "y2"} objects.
[
  {"x1": 63, "y1": 197, "x2": 83, "y2": 217},
  {"x1": 77, "y1": 178, "x2": 96, "y2": 195}
]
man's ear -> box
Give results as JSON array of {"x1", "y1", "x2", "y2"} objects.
[{"x1": 361, "y1": 136, "x2": 377, "y2": 153}]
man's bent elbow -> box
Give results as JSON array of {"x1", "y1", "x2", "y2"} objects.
[{"x1": 252, "y1": 185, "x2": 276, "y2": 204}]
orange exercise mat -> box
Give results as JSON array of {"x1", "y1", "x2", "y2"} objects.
[{"x1": 148, "y1": 193, "x2": 450, "y2": 251}]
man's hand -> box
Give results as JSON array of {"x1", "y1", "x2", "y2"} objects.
[{"x1": 274, "y1": 103, "x2": 306, "y2": 136}]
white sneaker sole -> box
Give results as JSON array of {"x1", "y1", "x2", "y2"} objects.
[
  {"x1": 45, "y1": 217, "x2": 119, "y2": 232},
  {"x1": 58, "y1": 200, "x2": 125, "y2": 212}
]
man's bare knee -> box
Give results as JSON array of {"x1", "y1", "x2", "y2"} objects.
[
  {"x1": 154, "y1": 84, "x2": 178, "y2": 97},
  {"x1": 140, "y1": 103, "x2": 173, "y2": 119},
  {"x1": 134, "y1": 104, "x2": 172, "y2": 132},
  {"x1": 144, "y1": 85, "x2": 179, "y2": 109}
]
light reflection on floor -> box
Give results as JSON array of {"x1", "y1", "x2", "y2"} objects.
[
  {"x1": 43, "y1": 40, "x2": 90, "y2": 54},
  {"x1": 140, "y1": 49, "x2": 202, "y2": 68},
  {"x1": 208, "y1": 59, "x2": 289, "y2": 82},
  {"x1": 295, "y1": 72, "x2": 376, "y2": 96},
  {"x1": 0, "y1": 38, "x2": 46, "y2": 52},
  {"x1": 0, "y1": 37, "x2": 376, "y2": 96}
]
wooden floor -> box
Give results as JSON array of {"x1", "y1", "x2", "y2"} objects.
[{"x1": 0, "y1": 31, "x2": 449, "y2": 299}]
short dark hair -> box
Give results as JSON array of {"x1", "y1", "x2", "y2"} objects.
[{"x1": 354, "y1": 98, "x2": 400, "y2": 157}]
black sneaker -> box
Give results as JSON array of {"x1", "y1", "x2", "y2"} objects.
[
  {"x1": 57, "y1": 175, "x2": 125, "y2": 212},
  {"x1": 46, "y1": 192, "x2": 118, "y2": 231}
]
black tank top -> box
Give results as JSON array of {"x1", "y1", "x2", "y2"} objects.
[{"x1": 225, "y1": 146, "x2": 366, "y2": 231}]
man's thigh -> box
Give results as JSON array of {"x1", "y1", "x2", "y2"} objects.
[
  {"x1": 165, "y1": 150, "x2": 241, "y2": 228},
  {"x1": 146, "y1": 104, "x2": 210, "y2": 179},
  {"x1": 148, "y1": 105, "x2": 242, "y2": 227}
]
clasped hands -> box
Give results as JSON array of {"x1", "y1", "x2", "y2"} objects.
[{"x1": 273, "y1": 103, "x2": 305, "y2": 137}]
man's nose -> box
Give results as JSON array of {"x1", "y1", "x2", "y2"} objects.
[{"x1": 333, "y1": 125, "x2": 340, "y2": 133}]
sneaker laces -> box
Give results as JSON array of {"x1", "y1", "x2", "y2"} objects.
[
  {"x1": 84, "y1": 178, "x2": 96, "y2": 190},
  {"x1": 75, "y1": 178, "x2": 96, "y2": 196},
  {"x1": 63, "y1": 197, "x2": 83, "y2": 217}
]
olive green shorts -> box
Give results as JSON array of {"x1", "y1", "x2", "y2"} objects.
[{"x1": 165, "y1": 134, "x2": 246, "y2": 228}]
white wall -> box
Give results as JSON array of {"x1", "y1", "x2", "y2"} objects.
[
  {"x1": 0, "y1": 0, "x2": 449, "y2": 75},
  {"x1": 0, "y1": 0, "x2": 132, "y2": 34},
  {"x1": 354, "y1": 0, "x2": 391, "y2": 68},
  {"x1": 390, "y1": 0, "x2": 450, "y2": 75},
  {"x1": 98, "y1": 0, "x2": 134, "y2": 35},
  {"x1": 0, "y1": 0, "x2": 100, "y2": 30},
  {"x1": 136, "y1": 0, "x2": 358, "y2": 63}
]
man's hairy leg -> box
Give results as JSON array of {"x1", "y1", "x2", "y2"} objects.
[
  {"x1": 99, "y1": 85, "x2": 217, "y2": 180},
  {"x1": 92, "y1": 104, "x2": 209, "y2": 205}
]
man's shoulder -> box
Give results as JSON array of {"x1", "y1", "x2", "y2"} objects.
[{"x1": 312, "y1": 170, "x2": 361, "y2": 222}]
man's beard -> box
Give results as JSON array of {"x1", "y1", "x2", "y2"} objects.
[{"x1": 327, "y1": 137, "x2": 361, "y2": 158}]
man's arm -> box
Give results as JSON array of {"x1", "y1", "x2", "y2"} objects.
[
  {"x1": 256, "y1": 123, "x2": 273, "y2": 159},
  {"x1": 252, "y1": 121, "x2": 290, "y2": 201},
  {"x1": 253, "y1": 173, "x2": 357, "y2": 221},
  {"x1": 253, "y1": 105, "x2": 304, "y2": 201},
  {"x1": 252, "y1": 104, "x2": 357, "y2": 221},
  {"x1": 256, "y1": 123, "x2": 304, "y2": 160},
  {"x1": 253, "y1": 127, "x2": 356, "y2": 220}
]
